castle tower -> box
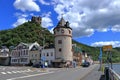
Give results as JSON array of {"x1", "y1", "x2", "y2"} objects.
[
  {"x1": 31, "y1": 16, "x2": 42, "y2": 25},
  {"x1": 53, "y1": 17, "x2": 73, "y2": 64}
]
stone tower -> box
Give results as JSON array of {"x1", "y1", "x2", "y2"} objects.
[
  {"x1": 31, "y1": 16, "x2": 42, "y2": 25},
  {"x1": 53, "y1": 17, "x2": 73, "y2": 64}
]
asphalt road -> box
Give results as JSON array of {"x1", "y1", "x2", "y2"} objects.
[
  {"x1": 81, "y1": 64, "x2": 103, "y2": 80},
  {"x1": 0, "y1": 64, "x2": 99, "y2": 80}
]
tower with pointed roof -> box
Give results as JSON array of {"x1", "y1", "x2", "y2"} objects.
[{"x1": 53, "y1": 18, "x2": 73, "y2": 66}]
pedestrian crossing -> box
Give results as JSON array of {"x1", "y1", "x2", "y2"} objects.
[{"x1": 0, "y1": 69, "x2": 33, "y2": 75}]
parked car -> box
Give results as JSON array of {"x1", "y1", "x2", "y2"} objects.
[
  {"x1": 82, "y1": 62, "x2": 90, "y2": 67},
  {"x1": 32, "y1": 63, "x2": 42, "y2": 68}
]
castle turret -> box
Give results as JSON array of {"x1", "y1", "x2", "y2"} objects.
[
  {"x1": 53, "y1": 18, "x2": 73, "y2": 66},
  {"x1": 31, "y1": 16, "x2": 42, "y2": 25}
]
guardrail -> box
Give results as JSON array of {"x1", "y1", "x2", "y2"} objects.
[{"x1": 105, "y1": 67, "x2": 120, "y2": 80}]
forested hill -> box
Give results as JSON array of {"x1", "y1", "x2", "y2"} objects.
[{"x1": 0, "y1": 22, "x2": 54, "y2": 47}]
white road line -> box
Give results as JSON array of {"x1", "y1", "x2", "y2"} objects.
[
  {"x1": 7, "y1": 71, "x2": 12, "y2": 74},
  {"x1": 12, "y1": 71, "x2": 17, "y2": 73},
  {"x1": 16, "y1": 71, "x2": 21, "y2": 73},
  {"x1": 6, "y1": 71, "x2": 54, "y2": 80},
  {"x1": 1, "y1": 72, "x2": 6, "y2": 74}
]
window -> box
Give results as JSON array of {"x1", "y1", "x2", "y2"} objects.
[
  {"x1": 51, "y1": 52, "x2": 53, "y2": 56},
  {"x1": 40, "y1": 53, "x2": 41, "y2": 57},
  {"x1": 47, "y1": 53, "x2": 49, "y2": 56},
  {"x1": 59, "y1": 48, "x2": 62, "y2": 52},
  {"x1": 21, "y1": 58, "x2": 27, "y2": 62},
  {"x1": 26, "y1": 50, "x2": 28, "y2": 55},
  {"x1": 32, "y1": 54, "x2": 33, "y2": 57},
  {"x1": 35, "y1": 54, "x2": 37, "y2": 57},
  {"x1": 58, "y1": 40, "x2": 62, "y2": 44},
  {"x1": 23, "y1": 46, "x2": 26, "y2": 49},
  {"x1": 44, "y1": 53, "x2": 45, "y2": 56},
  {"x1": 24, "y1": 50, "x2": 25, "y2": 55}
]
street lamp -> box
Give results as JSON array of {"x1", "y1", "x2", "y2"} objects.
[{"x1": 41, "y1": 30, "x2": 45, "y2": 47}]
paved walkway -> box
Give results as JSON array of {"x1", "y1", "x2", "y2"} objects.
[{"x1": 81, "y1": 64, "x2": 105, "y2": 80}]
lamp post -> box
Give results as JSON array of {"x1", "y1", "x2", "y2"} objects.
[{"x1": 41, "y1": 30, "x2": 45, "y2": 47}]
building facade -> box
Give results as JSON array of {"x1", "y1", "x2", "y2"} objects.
[
  {"x1": 11, "y1": 42, "x2": 40, "y2": 66},
  {"x1": 41, "y1": 48, "x2": 55, "y2": 66},
  {"x1": 53, "y1": 17, "x2": 73, "y2": 67},
  {"x1": 72, "y1": 44, "x2": 82, "y2": 66},
  {"x1": 0, "y1": 47, "x2": 10, "y2": 65}
]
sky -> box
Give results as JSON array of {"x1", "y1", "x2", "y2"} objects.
[{"x1": 0, "y1": 0, "x2": 120, "y2": 48}]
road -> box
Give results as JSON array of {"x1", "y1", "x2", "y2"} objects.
[
  {"x1": 81, "y1": 64, "x2": 104, "y2": 80},
  {"x1": 0, "y1": 64, "x2": 99, "y2": 80}
]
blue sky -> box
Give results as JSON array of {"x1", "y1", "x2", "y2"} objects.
[{"x1": 0, "y1": 0, "x2": 120, "y2": 47}]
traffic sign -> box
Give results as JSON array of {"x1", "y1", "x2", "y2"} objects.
[
  {"x1": 103, "y1": 45, "x2": 112, "y2": 51},
  {"x1": 41, "y1": 56, "x2": 46, "y2": 61}
]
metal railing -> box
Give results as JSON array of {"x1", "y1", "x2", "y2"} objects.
[
  {"x1": 105, "y1": 67, "x2": 120, "y2": 80},
  {"x1": 109, "y1": 68, "x2": 120, "y2": 80}
]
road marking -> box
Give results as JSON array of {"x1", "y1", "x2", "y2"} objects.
[
  {"x1": 7, "y1": 71, "x2": 12, "y2": 74},
  {"x1": 1, "y1": 72, "x2": 6, "y2": 74},
  {"x1": 6, "y1": 71, "x2": 54, "y2": 80},
  {"x1": 12, "y1": 71, "x2": 17, "y2": 73}
]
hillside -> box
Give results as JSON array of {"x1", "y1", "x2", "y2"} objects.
[
  {"x1": 72, "y1": 40, "x2": 100, "y2": 60},
  {"x1": 0, "y1": 22, "x2": 54, "y2": 47},
  {"x1": 0, "y1": 21, "x2": 120, "y2": 62},
  {"x1": 73, "y1": 40, "x2": 120, "y2": 62}
]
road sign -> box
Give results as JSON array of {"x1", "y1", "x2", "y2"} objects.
[
  {"x1": 41, "y1": 56, "x2": 46, "y2": 61},
  {"x1": 103, "y1": 45, "x2": 112, "y2": 51}
]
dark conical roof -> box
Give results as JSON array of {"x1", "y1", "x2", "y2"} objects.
[
  {"x1": 53, "y1": 17, "x2": 72, "y2": 31},
  {"x1": 57, "y1": 17, "x2": 66, "y2": 27}
]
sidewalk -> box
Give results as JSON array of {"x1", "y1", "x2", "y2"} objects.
[{"x1": 81, "y1": 64, "x2": 105, "y2": 80}]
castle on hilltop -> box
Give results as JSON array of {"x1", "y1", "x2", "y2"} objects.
[{"x1": 31, "y1": 16, "x2": 42, "y2": 25}]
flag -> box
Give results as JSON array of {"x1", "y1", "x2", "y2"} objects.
[{"x1": 98, "y1": 47, "x2": 102, "y2": 61}]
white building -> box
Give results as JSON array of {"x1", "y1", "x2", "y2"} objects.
[
  {"x1": 41, "y1": 48, "x2": 55, "y2": 66},
  {"x1": 0, "y1": 47, "x2": 10, "y2": 65},
  {"x1": 53, "y1": 17, "x2": 73, "y2": 67},
  {"x1": 11, "y1": 42, "x2": 41, "y2": 65}
]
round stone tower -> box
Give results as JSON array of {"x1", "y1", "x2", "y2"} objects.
[{"x1": 53, "y1": 17, "x2": 73, "y2": 64}]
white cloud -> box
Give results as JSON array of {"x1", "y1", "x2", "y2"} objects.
[
  {"x1": 111, "y1": 25, "x2": 120, "y2": 32},
  {"x1": 52, "y1": 0, "x2": 120, "y2": 37},
  {"x1": 39, "y1": 0, "x2": 50, "y2": 5},
  {"x1": 41, "y1": 12, "x2": 53, "y2": 28},
  {"x1": 91, "y1": 41, "x2": 120, "y2": 48},
  {"x1": 14, "y1": 0, "x2": 40, "y2": 12},
  {"x1": 14, "y1": 13, "x2": 28, "y2": 18},
  {"x1": 12, "y1": 18, "x2": 27, "y2": 27}
]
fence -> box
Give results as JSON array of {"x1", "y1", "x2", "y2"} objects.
[{"x1": 105, "y1": 67, "x2": 120, "y2": 80}]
